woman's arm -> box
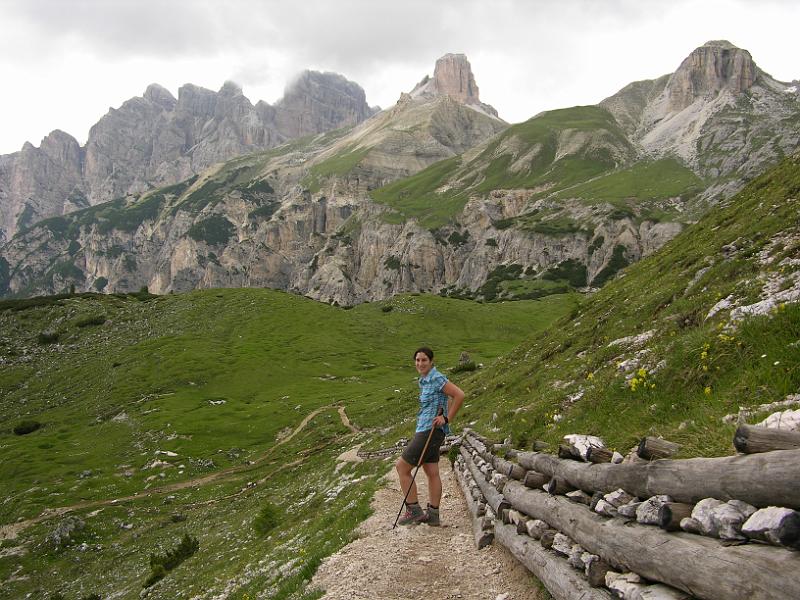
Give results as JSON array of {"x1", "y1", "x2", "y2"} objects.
[{"x1": 433, "y1": 381, "x2": 465, "y2": 427}]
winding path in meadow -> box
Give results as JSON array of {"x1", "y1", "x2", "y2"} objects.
[{"x1": 0, "y1": 404, "x2": 356, "y2": 541}]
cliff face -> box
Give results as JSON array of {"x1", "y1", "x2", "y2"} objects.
[
  {"x1": 0, "y1": 72, "x2": 376, "y2": 243},
  {"x1": 2, "y1": 45, "x2": 798, "y2": 304},
  {"x1": 600, "y1": 40, "x2": 800, "y2": 194}
]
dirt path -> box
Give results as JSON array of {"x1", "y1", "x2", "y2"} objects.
[
  {"x1": 0, "y1": 404, "x2": 354, "y2": 541},
  {"x1": 313, "y1": 458, "x2": 544, "y2": 600}
]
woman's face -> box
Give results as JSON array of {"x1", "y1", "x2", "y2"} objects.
[{"x1": 415, "y1": 352, "x2": 433, "y2": 377}]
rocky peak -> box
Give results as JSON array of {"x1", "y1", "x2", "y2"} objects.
[
  {"x1": 273, "y1": 70, "x2": 374, "y2": 139},
  {"x1": 219, "y1": 80, "x2": 244, "y2": 96},
  {"x1": 409, "y1": 53, "x2": 500, "y2": 118},
  {"x1": 40, "y1": 130, "x2": 82, "y2": 163},
  {"x1": 432, "y1": 53, "x2": 481, "y2": 104},
  {"x1": 143, "y1": 84, "x2": 177, "y2": 109},
  {"x1": 665, "y1": 40, "x2": 758, "y2": 111}
]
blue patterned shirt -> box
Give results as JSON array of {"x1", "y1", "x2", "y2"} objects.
[{"x1": 417, "y1": 366, "x2": 450, "y2": 434}]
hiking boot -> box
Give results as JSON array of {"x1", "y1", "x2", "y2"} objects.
[
  {"x1": 425, "y1": 505, "x2": 440, "y2": 527},
  {"x1": 398, "y1": 503, "x2": 426, "y2": 526}
]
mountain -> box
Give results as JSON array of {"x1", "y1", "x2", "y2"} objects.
[
  {"x1": 1, "y1": 42, "x2": 798, "y2": 304},
  {"x1": 600, "y1": 40, "x2": 800, "y2": 200},
  {"x1": 0, "y1": 71, "x2": 377, "y2": 244},
  {"x1": 1, "y1": 151, "x2": 798, "y2": 599}
]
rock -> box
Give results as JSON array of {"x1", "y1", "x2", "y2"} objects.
[
  {"x1": 562, "y1": 434, "x2": 605, "y2": 460},
  {"x1": 742, "y1": 506, "x2": 800, "y2": 548},
  {"x1": 689, "y1": 498, "x2": 726, "y2": 536},
  {"x1": 757, "y1": 409, "x2": 800, "y2": 431},
  {"x1": 604, "y1": 489, "x2": 636, "y2": 508},
  {"x1": 636, "y1": 495, "x2": 672, "y2": 525},
  {"x1": 47, "y1": 516, "x2": 86, "y2": 547},
  {"x1": 594, "y1": 499, "x2": 619, "y2": 517},
  {"x1": 618, "y1": 501, "x2": 643, "y2": 518}
]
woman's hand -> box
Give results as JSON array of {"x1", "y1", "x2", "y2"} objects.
[{"x1": 432, "y1": 414, "x2": 447, "y2": 428}]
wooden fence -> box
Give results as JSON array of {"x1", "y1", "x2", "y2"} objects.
[{"x1": 452, "y1": 427, "x2": 800, "y2": 600}]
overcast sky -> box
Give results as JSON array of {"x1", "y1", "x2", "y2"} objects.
[{"x1": 1, "y1": 0, "x2": 797, "y2": 155}]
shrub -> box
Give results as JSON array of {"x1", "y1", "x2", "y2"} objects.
[
  {"x1": 75, "y1": 314, "x2": 106, "y2": 328},
  {"x1": 80, "y1": 595, "x2": 101, "y2": 600},
  {"x1": 187, "y1": 214, "x2": 236, "y2": 246},
  {"x1": 93, "y1": 277, "x2": 108, "y2": 292},
  {"x1": 38, "y1": 330, "x2": 60, "y2": 344},
  {"x1": 144, "y1": 533, "x2": 199, "y2": 588},
  {"x1": 451, "y1": 361, "x2": 477, "y2": 374},
  {"x1": 381, "y1": 306, "x2": 393, "y2": 313},
  {"x1": 254, "y1": 503, "x2": 281, "y2": 536},
  {"x1": 14, "y1": 420, "x2": 43, "y2": 435},
  {"x1": 384, "y1": 257, "x2": 401, "y2": 270},
  {"x1": 447, "y1": 445, "x2": 460, "y2": 466}
]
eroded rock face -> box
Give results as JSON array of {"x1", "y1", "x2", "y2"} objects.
[
  {"x1": 0, "y1": 72, "x2": 375, "y2": 242},
  {"x1": 600, "y1": 40, "x2": 800, "y2": 189},
  {"x1": 273, "y1": 71, "x2": 377, "y2": 139},
  {"x1": 0, "y1": 130, "x2": 85, "y2": 245},
  {"x1": 665, "y1": 40, "x2": 758, "y2": 112},
  {"x1": 411, "y1": 53, "x2": 499, "y2": 117}
]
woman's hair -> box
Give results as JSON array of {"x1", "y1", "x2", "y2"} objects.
[{"x1": 414, "y1": 346, "x2": 434, "y2": 361}]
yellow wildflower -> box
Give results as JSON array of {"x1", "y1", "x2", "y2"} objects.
[
  {"x1": 704, "y1": 386, "x2": 712, "y2": 395},
  {"x1": 637, "y1": 367, "x2": 647, "y2": 378}
]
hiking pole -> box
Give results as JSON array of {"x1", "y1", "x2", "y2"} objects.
[{"x1": 392, "y1": 407, "x2": 443, "y2": 529}]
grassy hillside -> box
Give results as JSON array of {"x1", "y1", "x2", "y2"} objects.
[
  {"x1": 371, "y1": 106, "x2": 637, "y2": 228},
  {"x1": 454, "y1": 153, "x2": 800, "y2": 457},
  {"x1": 0, "y1": 290, "x2": 577, "y2": 599}
]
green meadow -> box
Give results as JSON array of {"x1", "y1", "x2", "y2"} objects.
[{"x1": 0, "y1": 290, "x2": 576, "y2": 599}]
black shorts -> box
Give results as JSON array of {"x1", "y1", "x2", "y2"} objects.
[{"x1": 401, "y1": 428, "x2": 446, "y2": 465}]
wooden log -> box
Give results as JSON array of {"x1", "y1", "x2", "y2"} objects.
[
  {"x1": 585, "y1": 557, "x2": 612, "y2": 588},
  {"x1": 734, "y1": 424, "x2": 800, "y2": 454},
  {"x1": 523, "y1": 470, "x2": 549, "y2": 489},
  {"x1": 658, "y1": 502, "x2": 694, "y2": 532},
  {"x1": 503, "y1": 480, "x2": 800, "y2": 600},
  {"x1": 501, "y1": 508, "x2": 512, "y2": 525},
  {"x1": 453, "y1": 456, "x2": 494, "y2": 549},
  {"x1": 494, "y1": 523, "x2": 612, "y2": 600},
  {"x1": 516, "y1": 448, "x2": 800, "y2": 509},
  {"x1": 638, "y1": 437, "x2": 682, "y2": 460},
  {"x1": 546, "y1": 477, "x2": 577, "y2": 496},
  {"x1": 492, "y1": 455, "x2": 526, "y2": 480},
  {"x1": 587, "y1": 447, "x2": 614, "y2": 464},
  {"x1": 460, "y1": 446, "x2": 510, "y2": 515}
]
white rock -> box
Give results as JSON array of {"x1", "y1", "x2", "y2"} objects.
[
  {"x1": 552, "y1": 533, "x2": 573, "y2": 556},
  {"x1": 604, "y1": 489, "x2": 636, "y2": 508},
  {"x1": 757, "y1": 409, "x2": 800, "y2": 431},
  {"x1": 742, "y1": 506, "x2": 799, "y2": 545},
  {"x1": 611, "y1": 451, "x2": 624, "y2": 464},
  {"x1": 595, "y1": 499, "x2": 619, "y2": 517},
  {"x1": 690, "y1": 498, "x2": 726, "y2": 536},
  {"x1": 636, "y1": 495, "x2": 672, "y2": 525},
  {"x1": 563, "y1": 434, "x2": 605, "y2": 460}
]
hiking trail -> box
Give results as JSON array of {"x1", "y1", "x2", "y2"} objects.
[{"x1": 313, "y1": 455, "x2": 544, "y2": 600}]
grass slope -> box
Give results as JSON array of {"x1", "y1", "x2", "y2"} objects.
[
  {"x1": 371, "y1": 106, "x2": 635, "y2": 228},
  {"x1": 0, "y1": 290, "x2": 576, "y2": 599},
  {"x1": 454, "y1": 153, "x2": 800, "y2": 458}
]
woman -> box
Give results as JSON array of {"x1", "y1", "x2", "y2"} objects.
[{"x1": 395, "y1": 346, "x2": 465, "y2": 526}]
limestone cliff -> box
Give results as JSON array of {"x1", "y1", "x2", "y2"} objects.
[
  {"x1": 600, "y1": 40, "x2": 800, "y2": 193},
  {"x1": 0, "y1": 71, "x2": 376, "y2": 243}
]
